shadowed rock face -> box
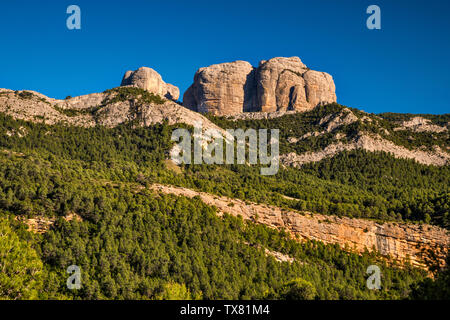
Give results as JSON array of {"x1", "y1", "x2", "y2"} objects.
[
  {"x1": 183, "y1": 61, "x2": 257, "y2": 115},
  {"x1": 121, "y1": 67, "x2": 180, "y2": 100},
  {"x1": 183, "y1": 57, "x2": 337, "y2": 115}
]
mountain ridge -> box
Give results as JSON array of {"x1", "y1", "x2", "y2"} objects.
[
  {"x1": 0, "y1": 100, "x2": 447, "y2": 299},
  {"x1": 1, "y1": 61, "x2": 449, "y2": 270},
  {"x1": 1, "y1": 85, "x2": 449, "y2": 168}
]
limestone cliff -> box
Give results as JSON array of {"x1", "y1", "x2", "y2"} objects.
[
  {"x1": 150, "y1": 183, "x2": 450, "y2": 270},
  {"x1": 183, "y1": 57, "x2": 337, "y2": 115}
]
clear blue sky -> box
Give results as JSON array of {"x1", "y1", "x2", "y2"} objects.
[{"x1": 0, "y1": 0, "x2": 449, "y2": 114}]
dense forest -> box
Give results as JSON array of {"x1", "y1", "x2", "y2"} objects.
[
  {"x1": 0, "y1": 109, "x2": 448, "y2": 300},
  {"x1": 0, "y1": 112, "x2": 448, "y2": 228}
]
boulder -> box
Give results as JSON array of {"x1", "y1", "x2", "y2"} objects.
[{"x1": 121, "y1": 67, "x2": 180, "y2": 100}]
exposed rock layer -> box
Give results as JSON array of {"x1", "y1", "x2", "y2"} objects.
[
  {"x1": 394, "y1": 117, "x2": 449, "y2": 133},
  {"x1": 280, "y1": 133, "x2": 450, "y2": 167},
  {"x1": 184, "y1": 57, "x2": 337, "y2": 115},
  {"x1": 150, "y1": 183, "x2": 450, "y2": 270}
]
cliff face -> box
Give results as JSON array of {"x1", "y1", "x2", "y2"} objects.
[
  {"x1": 283, "y1": 214, "x2": 449, "y2": 269},
  {"x1": 150, "y1": 183, "x2": 450, "y2": 270},
  {"x1": 183, "y1": 60, "x2": 257, "y2": 115},
  {"x1": 183, "y1": 57, "x2": 337, "y2": 116}
]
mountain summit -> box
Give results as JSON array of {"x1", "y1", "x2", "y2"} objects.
[
  {"x1": 183, "y1": 57, "x2": 337, "y2": 115},
  {"x1": 121, "y1": 67, "x2": 180, "y2": 101}
]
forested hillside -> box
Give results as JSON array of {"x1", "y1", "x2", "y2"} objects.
[
  {"x1": 0, "y1": 108, "x2": 448, "y2": 300},
  {"x1": 1, "y1": 112, "x2": 448, "y2": 228},
  {"x1": 209, "y1": 104, "x2": 450, "y2": 154}
]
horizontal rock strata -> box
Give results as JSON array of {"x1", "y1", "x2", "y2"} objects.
[{"x1": 150, "y1": 183, "x2": 450, "y2": 270}]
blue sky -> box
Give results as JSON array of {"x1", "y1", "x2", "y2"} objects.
[{"x1": 0, "y1": 0, "x2": 449, "y2": 114}]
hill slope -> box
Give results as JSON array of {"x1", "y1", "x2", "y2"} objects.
[{"x1": 0, "y1": 86, "x2": 449, "y2": 300}]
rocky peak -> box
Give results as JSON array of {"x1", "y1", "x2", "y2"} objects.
[
  {"x1": 183, "y1": 56, "x2": 337, "y2": 116},
  {"x1": 183, "y1": 60, "x2": 257, "y2": 115},
  {"x1": 121, "y1": 67, "x2": 180, "y2": 101}
]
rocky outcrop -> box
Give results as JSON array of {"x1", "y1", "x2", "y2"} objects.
[
  {"x1": 183, "y1": 57, "x2": 337, "y2": 115},
  {"x1": 183, "y1": 61, "x2": 257, "y2": 115},
  {"x1": 0, "y1": 88, "x2": 223, "y2": 133},
  {"x1": 394, "y1": 117, "x2": 448, "y2": 133},
  {"x1": 15, "y1": 213, "x2": 82, "y2": 234},
  {"x1": 226, "y1": 110, "x2": 298, "y2": 121},
  {"x1": 257, "y1": 57, "x2": 336, "y2": 112},
  {"x1": 121, "y1": 67, "x2": 180, "y2": 100},
  {"x1": 281, "y1": 133, "x2": 450, "y2": 167},
  {"x1": 150, "y1": 183, "x2": 450, "y2": 270},
  {"x1": 318, "y1": 108, "x2": 359, "y2": 132}
]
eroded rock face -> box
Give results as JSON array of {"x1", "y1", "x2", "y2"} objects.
[
  {"x1": 121, "y1": 67, "x2": 180, "y2": 100},
  {"x1": 303, "y1": 70, "x2": 336, "y2": 110},
  {"x1": 280, "y1": 133, "x2": 450, "y2": 167},
  {"x1": 183, "y1": 61, "x2": 256, "y2": 115},
  {"x1": 394, "y1": 117, "x2": 449, "y2": 133},
  {"x1": 183, "y1": 57, "x2": 337, "y2": 115},
  {"x1": 150, "y1": 183, "x2": 450, "y2": 270},
  {"x1": 257, "y1": 57, "x2": 309, "y2": 112}
]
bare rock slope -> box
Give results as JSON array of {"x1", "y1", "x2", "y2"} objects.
[
  {"x1": 394, "y1": 117, "x2": 449, "y2": 133},
  {"x1": 280, "y1": 108, "x2": 450, "y2": 167},
  {"x1": 0, "y1": 65, "x2": 221, "y2": 133},
  {"x1": 281, "y1": 133, "x2": 450, "y2": 167}
]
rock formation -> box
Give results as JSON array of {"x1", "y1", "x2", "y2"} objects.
[
  {"x1": 183, "y1": 61, "x2": 257, "y2": 115},
  {"x1": 121, "y1": 67, "x2": 180, "y2": 100},
  {"x1": 183, "y1": 57, "x2": 337, "y2": 115},
  {"x1": 394, "y1": 117, "x2": 449, "y2": 133},
  {"x1": 149, "y1": 183, "x2": 450, "y2": 270},
  {"x1": 280, "y1": 133, "x2": 450, "y2": 167},
  {"x1": 0, "y1": 88, "x2": 223, "y2": 134}
]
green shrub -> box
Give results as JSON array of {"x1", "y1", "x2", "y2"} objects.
[{"x1": 103, "y1": 87, "x2": 165, "y2": 105}]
